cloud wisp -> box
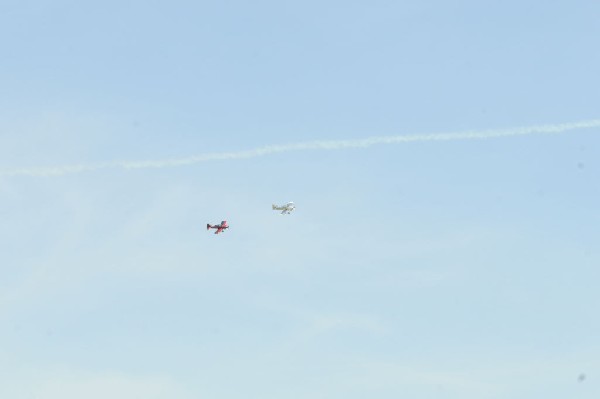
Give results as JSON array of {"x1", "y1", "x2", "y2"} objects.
[{"x1": 2, "y1": 119, "x2": 599, "y2": 177}]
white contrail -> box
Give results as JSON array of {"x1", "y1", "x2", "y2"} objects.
[{"x1": 1, "y1": 119, "x2": 599, "y2": 177}]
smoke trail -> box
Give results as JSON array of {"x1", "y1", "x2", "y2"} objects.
[{"x1": 2, "y1": 119, "x2": 599, "y2": 177}]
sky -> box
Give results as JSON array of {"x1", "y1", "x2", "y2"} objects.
[{"x1": 1, "y1": 0, "x2": 599, "y2": 398}]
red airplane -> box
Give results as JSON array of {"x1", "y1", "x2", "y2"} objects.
[{"x1": 207, "y1": 220, "x2": 229, "y2": 234}]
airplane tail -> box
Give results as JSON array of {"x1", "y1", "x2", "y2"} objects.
[
  {"x1": 207, "y1": 223, "x2": 212, "y2": 230},
  {"x1": 272, "y1": 204, "x2": 277, "y2": 210}
]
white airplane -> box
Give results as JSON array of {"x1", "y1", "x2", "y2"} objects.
[{"x1": 272, "y1": 201, "x2": 296, "y2": 215}]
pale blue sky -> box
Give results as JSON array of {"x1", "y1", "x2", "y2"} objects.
[{"x1": 1, "y1": 1, "x2": 600, "y2": 398}]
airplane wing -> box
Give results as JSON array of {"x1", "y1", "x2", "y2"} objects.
[
  {"x1": 215, "y1": 227, "x2": 223, "y2": 234},
  {"x1": 220, "y1": 221, "x2": 228, "y2": 227}
]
